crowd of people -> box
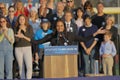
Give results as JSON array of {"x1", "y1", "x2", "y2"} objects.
[{"x1": 0, "y1": 0, "x2": 119, "y2": 79}]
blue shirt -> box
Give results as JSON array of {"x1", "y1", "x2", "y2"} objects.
[
  {"x1": 29, "y1": 19, "x2": 41, "y2": 34},
  {"x1": 99, "y1": 41, "x2": 116, "y2": 57},
  {"x1": 34, "y1": 29, "x2": 53, "y2": 49},
  {"x1": 78, "y1": 24, "x2": 98, "y2": 48}
]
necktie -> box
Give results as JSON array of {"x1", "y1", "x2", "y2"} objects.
[{"x1": 66, "y1": 24, "x2": 70, "y2": 32}]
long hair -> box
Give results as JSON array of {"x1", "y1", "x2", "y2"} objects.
[
  {"x1": 15, "y1": 1, "x2": 25, "y2": 15},
  {"x1": 15, "y1": 14, "x2": 30, "y2": 28}
]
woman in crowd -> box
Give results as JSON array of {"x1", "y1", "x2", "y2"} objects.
[
  {"x1": 14, "y1": 14, "x2": 33, "y2": 79},
  {"x1": 14, "y1": 1, "x2": 29, "y2": 17},
  {"x1": 0, "y1": 16, "x2": 14, "y2": 79},
  {"x1": 6, "y1": 6, "x2": 17, "y2": 29},
  {"x1": 83, "y1": 1, "x2": 95, "y2": 17},
  {"x1": 75, "y1": 7, "x2": 84, "y2": 30},
  {"x1": 104, "y1": 15, "x2": 118, "y2": 45},
  {"x1": 29, "y1": 7, "x2": 41, "y2": 35}
]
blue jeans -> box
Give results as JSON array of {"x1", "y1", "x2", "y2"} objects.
[
  {"x1": 0, "y1": 50, "x2": 13, "y2": 79},
  {"x1": 82, "y1": 49, "x2": 95, "y2": 74}
]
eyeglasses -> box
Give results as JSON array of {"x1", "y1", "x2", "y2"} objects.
[
  {"x1": 9, "y1": 10, "x2": 14, "y2": 13},
  {"x1": 0, "y1": 20, "x2": 6, "y2": 23}
]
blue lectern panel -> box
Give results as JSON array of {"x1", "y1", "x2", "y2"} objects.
[{"x1": 44, "y1": 45, "x2": 78, "y2": 56}]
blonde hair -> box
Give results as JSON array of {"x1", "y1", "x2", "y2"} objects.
[
  {"x1": 106, "y1": 15, "x2": 115, "y2": 26},
  {"x1": 15, "y1": 1, "x2": 25, "y2": 15}
]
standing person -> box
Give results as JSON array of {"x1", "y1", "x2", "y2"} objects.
[
  {"x1": 92, "y1": 2, "x2": 107, "y2": 63},
  {"x1": 0, "y1": 16, "x2": 14, "y2": 79},
  {"x1": 99, "y1": 31, "x2": 116, "y2": 76},
  {"x1": 83, "y1": 1, "x2": 96, "y2": 17},
  {"x1": 38, "y1": 0, "x2": 52, "y2": 20},
  {"x1": 6, "y1": 6, "x2": 17, "y2": 29},
  {"x1": 64, "y1": 11, "x2": 78, "y2": 35},
  {"x1": 50, "y1": 2, "x2": 65, "y2": 29},
  {"x1": 6, "y1": 6, "x2": 18, "y2": 78},
  {"x1": 29, "y1": 7, "x2": 41, "y2": 35},
  {"x1": 0, "y1": 2, "x2": 7, "y2": 17},
  {"x1": 34, "y1": 18, "x2": 53, "y2": 77},
  {"x1": 14, "y1": 1, "x2": 29, "y2": 17},
  {"x1": 75, "y1": 7, "x2": 84, "y2": 30},
  {"x1": 79, "y1": 15, "x2": 98, "y2": 74},
  {"x1": 14, "y1": 14, "x2": 33, "y2": 79}
]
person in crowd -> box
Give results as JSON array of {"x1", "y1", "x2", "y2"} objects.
[
  {"x1": 64, "y1": 0, "x2": 75, "y2": 12},
  {"x1": 64, "y1": 0, "x2": 76, "y2": 17},
  {"x1": 6, "y1": 6, "x2": 17, "y2": 29},
  {"x1": 38, "y1": 0, "x2": 52, "y2": 20},
  {"x1": 29, "y1": 7, "x2": 41, "y2": 35},
  {"x1": 64, "y1": 11, "x2": 78, "y2": 35},
  {"x1": 14, "y1": 14, "x2": 33, "y2": 79},
  {"x1": 0, "y1": 2, "x2": 7, "y2": 17},
  {"x1": 14, "y1": 1, "x2": 29, "y2": 17},
  {"x1": 104, "y1": 15, "x2": 119, "y2": 75},
  {"x1": 0, "y1": 16, "x2": 14, "y2": 79},
  {"x1": 34, "y1": 18, "x2": 53, "y2": 76},
  {"x1": 92, "y1": 2, "x2": 107, "y2": 29},
  {"x1": 99, "y1": 31, "x2": 116, "y2": 76},
  {"x1": 24, "y1": 0, "x2": 33, "y2": 11},
  {"x1": 31, "y1": 19, "x2": 104, "y2": 46},
  {"x1": 6, "y1": 6, "x2": 18, "y2": 78},
  {"x1": 75, "y1": 7, "x2": 84, "y2": 30},
  {"x1": 79, "y1": 15, "x2": 98, "y2": 74},
  {"x1": 104, "y1": 15, "x2": 118, "y2": 46},
  {"x1": 83, "y1": 1, "x2": 95, "y2": 17},
  {"x1": 50, "y1": 2, "x2": 65, "y2": 29},
  {"x1": 92, "y1": 2, "x2": 107, "y2": 61}
]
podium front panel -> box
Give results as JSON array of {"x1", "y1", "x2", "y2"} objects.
[{"x1": 44, "y1": 46, "x2": 78, "y2": 78}]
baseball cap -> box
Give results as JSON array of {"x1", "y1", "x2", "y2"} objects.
[{"x1": 41, "y1": 18, "x2": 49, "y2": 23}]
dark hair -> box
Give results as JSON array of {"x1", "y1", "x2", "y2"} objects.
[
  {"x1": 83, "y1": 15, "x2": 91, "y2": 22},
  {"x1": 8, "y1": 6, "x2": 15, "y2": 10},
  {"x1": 84, "y1": 1, "x2": 93, "y2": 11},
  {"x1": 0, "y1": 16, "x2": 11, "y2": 28},
  {"x1": 75, "y1": 7, "x2": 84, "y2": 20},
  {"x1": 56, "y1": 19, "x2": 67, "y2": 33},
  {"x1": 97, "y1": 2, "x2": 104, "y2": 7}
]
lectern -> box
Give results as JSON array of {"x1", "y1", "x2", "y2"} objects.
[{"x1": 44, "y1": 46, "x2": 78, "y2": 78}]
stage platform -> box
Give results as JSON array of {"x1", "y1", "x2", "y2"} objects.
[{"x1": 33, "y1": 76, "x2": 120, "y2": 80}]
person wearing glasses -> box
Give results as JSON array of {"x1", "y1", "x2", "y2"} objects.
[
  {"x1": 6, "y1": 6, "x2": 17, "y2": 29},
  {"x1": 0, "y1": 16, "x2": 14, "y2": 79},
  {"x1": 0, "y1": 2, "x2": 7, "y2": 17}
]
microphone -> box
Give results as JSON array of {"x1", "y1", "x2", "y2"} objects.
[{"x1": 61, "y1": 32, "x2": 69, "y2": 46}]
